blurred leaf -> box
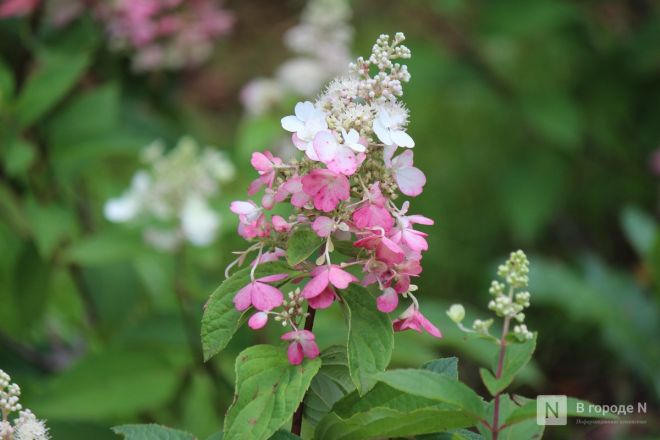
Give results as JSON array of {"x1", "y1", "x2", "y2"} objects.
[
  {"x1": 63, "y1": 232, "x2": 142, "y2": 266},
  {"x1": 15, "y1": 51, "x2": 91, "y2": 127},
  {"x1": 621, "y1": 206, "x2": 657, "y2": 257},
  {"x1": 48, "y1": 84, "x2": 120, "y2": 149},
  {"x1": 13, "y1": 243, "x2": 51, "y2": 330},
  {"x1": 286, "y1": 226, "x2": 323, "y2": 266},
  {"x1": 180, "y1": 373, "x2": 218, "y2": 439},
  {"x1": 223, "y1": 344, "x2": 321, "y2": 440},
  {"x1": 521, "y1": 93, "x2": 582, "y2": 148},
  {"x1": 31, "y1": 349, "x2": 183, "y2": 420},
  {"x1": 236, "y1": 116, "x2": 282, "y2": 162},
  {"x1": 3, "y1": 137, "x2": 36, "y2": 176},
  {"x1": 304, "y1": 345, "x2": 355, "y2": 426},
  {"x1": 0, "y1": 185, "x2": 29, "y2": 236},
  {"x1": 340, "y1": 285, "x2": 393, "y2": 395},
  {"x1": 201, "y1": 261, "x2": 296, "y2": 361},
  {"x1": 530, "y1": 255, "x2": 660, "y2": 396},
  {"x1": 112, "y1": 424, "x2": 195, "y2": 440},
  {"x1": 25, "y1": 198, "x2": 76, "y2": 259},
  {"x1": 0, "y1": 57, "x2": 15, "y2": 105},
  {"x1": 479, "y1": 335, "x2": 536, "y2": 396}
]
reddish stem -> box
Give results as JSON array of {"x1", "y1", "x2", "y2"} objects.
[
  {"x1": 290, "y1": 306, "x2": 317, "y2": 436},
  {"x1": 491, "y1": 317, "x2": 511, "y2": 440}
]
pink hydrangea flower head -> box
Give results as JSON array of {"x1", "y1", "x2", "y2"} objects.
[
  {"x1": 392, "y1": 304, "x2": 442, "y2": 337},
  {"x1": 302, "y1": 169, "x2": 350, "y2": 212},
  {"x1": 281, "y1": 329, "x2": 319, "y2": 365},
  {"x1": 233, "y1": 274, "x2": 288, "y2": 312}
]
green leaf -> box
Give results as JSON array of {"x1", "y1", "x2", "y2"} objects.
[
  {"x1": 417, "y1": 429, "x2": 484, "y2": 439},
  {"x1": 621, "y1": 206, "x2": 657, "y2": 257},
  {"x1": 0, "y1": 57, "x2": 15, "y2": 104},
  {"x1": 376, "y1": 370, "x2": 486, "y2": 420},
  {"x1": 112, "y1": 424, "x2": 195, "y2": 440},
  {"x1": 201, "y1": 261, "x2": 295, "y2": 361},
  {"x1": 48, "y1": 83, "x2": 120, "y2": 149},
  {"x1": 315, "y1": 363, "x2": 482, "y2": 439},
  {"x1": 286, "y1": 226, "x2": 323, "y2": 266},
  {"x1": 422, "y1": 357, "x2": 459, "y2": 380},
  {"x1": 269, "y1": 431, "x2": 302, "y2": 440},
  {"x1": 16, "y1": 51, "x2": 91, "y2": 127},
  {"x1": 31, "y1": 349, "x2": 183, "y2": 420},
  {"x1": 503, "y1": 396, "x2": 617, "y2": 426},
  {"x1": 340, "y1": 285, "x2": 394, "y2": 395},
  {"x1": 223, "y1": 345, "x2": 321, "y2": 440},
  {"x1": 304, "y1": 345, "x2": 356, "y2": 426},
  {"x1": 63, "y1": 233, "x2": 141, "y2": 266},
  {"x1": 3, "y1": 137, "x2": 36, "y2": 177},
  {"x1": 479, "y1": 335, "x2": 536, "y2": 396}
]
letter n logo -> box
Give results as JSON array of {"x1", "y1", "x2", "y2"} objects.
[{"x1": 537, "y1": 395, "x2": 567, "y2": 426}]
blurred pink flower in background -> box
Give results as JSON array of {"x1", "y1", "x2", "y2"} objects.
[
  {"x1": 0, "y1": 0, "x2": 38, "y2": 18},
  {"x1": 650, "y1": 148, "x2": 660, "y2": 176}
]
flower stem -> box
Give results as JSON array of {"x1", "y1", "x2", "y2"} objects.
[
  {"x1": 290, "y1": 305, "x2": 317, "y2": 436},
  {"x1": 491, "y1": 316, "x2": 511, "y2": 440}
]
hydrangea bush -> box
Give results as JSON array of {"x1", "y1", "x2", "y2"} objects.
[{"x1": 103, "y1": 32, "x2": 615, "y2": 440}]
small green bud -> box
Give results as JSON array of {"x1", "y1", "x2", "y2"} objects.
[{"x1": 447, "y1": 304, "x2": 465, "y2": 323}]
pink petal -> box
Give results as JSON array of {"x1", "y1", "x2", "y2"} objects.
[
  {"x1": 417, "y1": 311, "x2": 442, "y2": 338},
  {"x1": 301, "y1": 270, "x2": 330, "y2": 298},
  {"x1": 396, "y1": 166, "x2": 426, "y2": 197},
  {"x1": 353, "y1": 204, "x2": 394, "y2": 231},
  {"x1": 256, "y1": 273, "x2": 289, "y2": 283},
  {"x1": 391, "y1": 150, "x2": 414, "y2": 169},
  {"x1": 328, "y1": 146, "x2": 358, "y2": 175},
  {"x1": 313, "y1": 130, "x2": 339, "y2": 163},
  {"x1": 300, "y1": 339, "x2": 320, "y2": 359},
  {"x1": 248, "y1": 178, "x2": 263, "y2": 195},
  {"x1": 408, "y1": 215, "x2": 434, "y2": 225},
  {"x1": 272, "y1": 215, "x2": 291, "y2": 232},
  {"x1": 281, "y1": 330, "x2": 298, "y2": 341},
  {"x1": 251, "y1": 152, "x2": 273, "y2": 172},
  {"x1": 376, "y1": 287, "x2": 399, "y2": 313},
  {"x1": 248, "y1": 312, "x2": 268, "y2": 329},
  {"x1": 287, "y1": 342, "x2": 304, "y2": 365},
  {"x1": 307, "y1": 286, "x2": 336, "y2": 309},
  {"x1": 233, "y1": 284, "x2": 253, "y2": 311},
  {"x1": 402, "y1": 229, "x2": 429, "y2": 252},
  {"x1": 251, "y1": 282, "x2": 284, "y2": 311},
  {"x1": 302, "y1": 170, "x2": 350, "y2": 212},
  {"x1": 328, "y1": 266, "x2": 357, "y2": 289},
  {"x1": 312, "y1": 216, "x2": 334, "y2": 237},
  {"x1": 230, "y1": 201, "x2": 257, "y2": 215}
]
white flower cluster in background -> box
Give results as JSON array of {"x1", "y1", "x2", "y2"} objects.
[
  {"x1": 0, "y1": 370, "x2": 49, "y2": 440},
  {"x1": 104, "y1": 137, "x2": 235, "y2": 251},
  {"x1": 240, "y1": 0, "x2": 353, "y2": 116}
]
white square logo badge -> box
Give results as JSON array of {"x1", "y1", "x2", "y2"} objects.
[{"x1": 537, "y1": 395, "x2": 567, "y2": 426}]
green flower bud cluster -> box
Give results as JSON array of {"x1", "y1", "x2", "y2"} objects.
[{"x1": 446, "y1": 250, "x2": 534, "y2": 342}]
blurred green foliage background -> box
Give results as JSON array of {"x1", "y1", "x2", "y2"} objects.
[{"x1": 1, "y1": 0, "x2": 659, "y2": 439}]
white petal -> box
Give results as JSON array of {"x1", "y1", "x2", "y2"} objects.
[
  {"x1": 281, "y1": 115, "x2": 304, "y2": 132},
  {"x1": 390, "y1": 130, "x2": 415, "y2": 148},
  {"x1": 373, "y1": 118, "x2": 393, "y2": 145}
]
